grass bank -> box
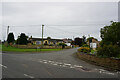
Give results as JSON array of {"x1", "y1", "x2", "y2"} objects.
[
  {"x1": 1, "y1": 45, "x2": 62, "y2": 52},
  {"x1": 76, "y1": 52, "x2": 120, "y2": 71}
]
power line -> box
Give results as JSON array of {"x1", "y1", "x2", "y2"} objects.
[
  {"x1": 45, "y1": 25, "x2": 82, "y2": 36},
  {"x1": 1, "y1": 23, "x2": 106, "y2": 27},
  {"x1": 2, "y1": 24, "x2": 89, "y2": 39}
]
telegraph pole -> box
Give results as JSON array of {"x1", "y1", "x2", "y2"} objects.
[
  {"x1": 73, "y1": 36, "x2": 74, "y2": 40},
  {"x1": 7, "y1": 26, "x2": 9, "y2": 37},
  {"x1": 6, "y1": 26, "x2": 9, "y2": 46},
  {"x1": 88, "y1": 34, "x2": 90, "y2": 38},
  {"x1": 41, "y1": 24, "x2": 44, "y2": 47}
]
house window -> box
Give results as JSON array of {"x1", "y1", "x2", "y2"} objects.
[{"x1": 36, "y1": 41, "x2": 41, "y2": 45}]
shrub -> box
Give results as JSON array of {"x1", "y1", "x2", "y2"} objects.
[
  {"x1": 49, "y1": 44, "x2": 54, "y2": 46},
  {"x1": 90, "y1": 49, "x2": 97, "y2": 55},
  {"x1": 58, "y1": 43, "x2": 67, "y2": 46},
  {"x1": 78, "y1": 47, "x2": 90, "y2": 53},
  {"x1": 97, "y1": 45, "x2": 120, "y2": 58},
  {"x1": 82, "y1": 44, "x2": 89, "y2": 47}
]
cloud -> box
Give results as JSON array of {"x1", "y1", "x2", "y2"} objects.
[{"x1": 2, "y1": 2, "x2": 118, "y2": 41}]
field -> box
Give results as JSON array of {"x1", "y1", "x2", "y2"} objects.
[{"x1": 1, "y1": 44, "x2": 62, "y2": 52}]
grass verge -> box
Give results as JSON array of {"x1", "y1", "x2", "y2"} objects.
[{"x1": 1, "y1": 45, "x2": 62, "y2": 52}]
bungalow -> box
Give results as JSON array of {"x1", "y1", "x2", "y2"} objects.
[{"x1": 29, "y1": 37, "x2": 64, "y2": 45}]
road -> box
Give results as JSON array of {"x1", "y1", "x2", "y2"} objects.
[{"x1": 1, "y1": 48, "x2": 119, "y2": 78}]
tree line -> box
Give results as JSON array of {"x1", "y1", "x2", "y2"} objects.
[{"x1": 7, "y1": 33, "x2": 28, "y2": 45}]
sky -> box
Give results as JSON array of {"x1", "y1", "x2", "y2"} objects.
[{"x1": 0, "y1": 0, "x2": 119, "y2": 41}]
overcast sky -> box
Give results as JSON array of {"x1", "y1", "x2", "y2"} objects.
[{"x1": 1, "y1": 1, "x2": 119, "y2": 41}]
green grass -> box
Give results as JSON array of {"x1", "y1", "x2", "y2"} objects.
[
  {"x1": 0, "y1": 44, "x2": 2, "y2": 51},
  {"x1": 1, "y1": 45, "x2": 62, "y2": 52}
]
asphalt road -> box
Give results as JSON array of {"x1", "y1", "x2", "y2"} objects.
[{"x1": 1, "y1": 48, "x2": 120, "y2": 78}]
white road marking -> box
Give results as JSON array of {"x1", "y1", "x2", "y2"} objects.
[
  {"x1": 38, "y1": 59, "x2": 87, "y2": 70},
  {"x1": 24, "y1": 74, "x2": 34, "y2": 78},
  {"x1": 48, "y1": 61, "x2": 52, "y2": 62},
  {"x1": 43, "y1": 62, "x2": 47, "y2": 63},
  {"x1": 99, "y1": 69, "x2": 106, "y2": 71},
  {"x1": 74, "y1": 65, "x2": 83, "y2": 68},
  {"x1": 39, "y1": 61, "x2": 43, "y2": 62},
  {"x1": 43, "y1": 60, "x2": 47, "y2": 61},
  {"x1": 33, "y1": 59, "x2": 117, "y2": 75},
  {"x1": 106, "y1": 72, "x2": 115, "y2": 75},
  {"x1": 64, "y1": 63, "x2": 71, "y2": 66},
  {"x1": 52, "y1": 64, "x2": 57, "y2": 65},
  {"x1": 98, "y1": 69, "x2": 115, "y2": 75},
  {"x1": 0, "y1": 64, "x2": 7, "y2": 68},
  {"x1": 117, "y1": 72, "x2": 120, "y2": 73}
]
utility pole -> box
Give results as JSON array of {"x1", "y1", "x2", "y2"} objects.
[
  {"x1": 73, "y1": 36, "x2": 74, "y2": 41},
  {"x1": 41, "y1": 24, "x2": 44, "y2": 47},
  {"x1": 7, "y1": 26, "x2": 9, "y2": 37},
  {"x1": 6, "y1": 26, "x2": 9, "y2": 46},
  {"x1": 88, "y1": 34, "x2": 90, "y2": 38}
]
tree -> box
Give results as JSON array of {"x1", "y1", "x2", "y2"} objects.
[
  {"x1": 47, "y1": 37, "x2": 51, "y2": 40},
  {"x1": 71, "y1": 41, "x2": 75, "y2": 45},
  {"x1": 82, "y1": 35, "x2": 86, "y2": 44},
  {"x1": 7, "y1": 33, "x2": 15, "y2": 44},
  {"x1": 100, "y1": 21, "x2": 120, "y2": 47},
  {"x1": 97, "y1": 21, "x2": 120, "y2": 58},
  {"x1": 16, "y1": 33, "x2": 28, "y2": 45},
  {"x1": 58, "y1": 43, "x2": 67, "y2": 46},
  {"x1": 74, "y1": 37, "x2": 83, "y2": 47}
]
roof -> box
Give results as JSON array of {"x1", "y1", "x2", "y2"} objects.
[
  {"x1": 29, "y1": 38, "x2": 63, "y2": 41},
  {"x1": 62, "y1": 38, "x2": 73, "y2": 43}
]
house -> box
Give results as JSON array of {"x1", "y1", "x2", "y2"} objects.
[
  {"x1": 62, "y1": 38, "x2": 73, "y2": 46},
  {"x1": 29, "y1": 37, "x2": 64, "y2": 45},
  {"x1": 87, "y1": 38, "x2": 100, "y2": 50},
  {"x1": 63, "y1": 38, "x2": 72, "y2": 43}
]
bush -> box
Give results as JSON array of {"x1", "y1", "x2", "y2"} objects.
[
  {"x1": 58, "y1": 43, "x2": 67, "y2": 46},
  {"x1": 78, "y1": 47, "x2": 90, "y2": 53},
  {"x1": 82, "y1": 44, "x2": 89, "y2": 47},
  {"x1": 97, "y1": 45, "x2": 120, "y2": 58},
  {"x1": 49, "y1": 44, "x2": 54, "y2": 46}
]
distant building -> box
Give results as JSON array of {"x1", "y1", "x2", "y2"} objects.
[
  {"x1": 63, "y1": 38, "x2": 72, "y2": 43},
  {"x1": 62, "y1": 38, "x2": 73, "y2": 46},
  {"x1": 87, "y1": 38, "x2": 100, "y2": 49},
  {"x1": 29, "y1": 38, "x2": 64, "y2": 45}
]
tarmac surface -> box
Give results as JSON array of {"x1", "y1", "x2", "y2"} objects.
[{"x1": 1, "y1": 48, "x2": 120, "y2": 78}]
